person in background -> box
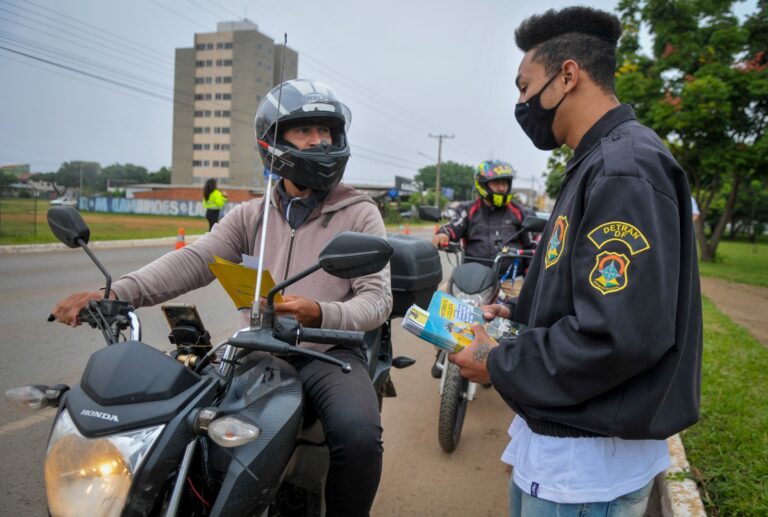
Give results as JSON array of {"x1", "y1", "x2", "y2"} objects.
[
  {"x1": 202, "y1": 178, "x2": 228, "y2": 230},
  {"x1": 448, "y1": 7, "x2": 702, "y2": 516}
]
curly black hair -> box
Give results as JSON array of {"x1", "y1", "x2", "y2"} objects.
[{"x1": 515, "y1": 7, "x2": 622, "y2": 93}]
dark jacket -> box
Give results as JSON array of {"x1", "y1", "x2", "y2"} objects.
[
  {"x1": 487, "y1": 104, "x2": 702, "y2": 440},
  {"x1": 438, "y1": 199, "x2": 534, "y2": 266}
]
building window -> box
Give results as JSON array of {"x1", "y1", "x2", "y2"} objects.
[
  {"x1": 215, "y1": 76, "x2": 222, "y2": 84},
  {"x1": 223, "y1": 59, "x2": 232, "y2": 66},
  {"x1": 213, "y1": 110, "x2": 231, "y2": 117},
  {"x1": 195, "y1": 93, "x2": 212, "y2": 100},
  {"x1": 203, "y1": 160, "x2": 210, "y2": 166},
  {"x1": 213, "y1": 160, "x2": 220, "y2": 167},
  {"x1": 194, "y1": 110, "x2": 203, "y2": 117},
  {"x1": 193, "y1": 160, "x2": 202, "y2": 166},
  {"x1": 194, "y1": 77, "x2": 204, "y2": 84},
  {"x1": 215, "y1": 93, "x2": 231, "y2": 100},
  {"x1": 216, "y1": 42, "x2": 224, "y2": 49},
  {"x1": 213, "y1": 127, "x2": 231, "y2": 134},
  {"x1": 205, "y1": 43, "x2": 213, "y2": 50},
  {"x1": 193, "y1": 127, "x2": 203, "y2": 134},
  {"x1": 195, "y1": 43, "x2": 205, "y2": 50},
  {"x1": 205, "y1": 59, "x2": 213, "y2": 67},
  {"x1": 223, "y1": 76, "x2": 232, "y2": 84},
  {"x1": 206, "y1": 77, "x2": 213, "y2": 84},
  {"x1": 221, "y1": 161, "x2": 229, "y2": 167},
  {"x1": 195, "y1": 60, "x2": 204, "y2": 67}
]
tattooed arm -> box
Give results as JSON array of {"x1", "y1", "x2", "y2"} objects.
[{"x1": 448, "y1": 324, "x2": 499, "y2": 384}]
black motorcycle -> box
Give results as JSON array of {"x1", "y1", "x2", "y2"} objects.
[
  {"x1": 5, "y1": 206, "x2": 441, "y2": 517},
  {"x1": 419, "y1": 206, "x2": 546, "y2": 452}
]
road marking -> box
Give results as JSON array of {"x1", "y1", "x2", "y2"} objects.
[{"x1": 0, "y1": 409, "x2": 56, "y2": 435}]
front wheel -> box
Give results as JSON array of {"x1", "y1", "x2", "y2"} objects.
[{"x1": 438, "y1": 362, "x2": 469, "y2": 453}]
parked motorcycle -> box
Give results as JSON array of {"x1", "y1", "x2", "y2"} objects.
[
  {"x1": 419, "y1": 206, "x2": 546, "y2": 452},
  {"x1": 5, "y1": 206, "x2": 441, "y2": 517}
]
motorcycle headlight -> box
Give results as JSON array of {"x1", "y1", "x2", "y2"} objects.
[
  {"x1": 45, "y1": 409, "x2": 164, "y2": 517},
  {"x1": 450, "y1": 283, "x2": 495, "y2": 307}
]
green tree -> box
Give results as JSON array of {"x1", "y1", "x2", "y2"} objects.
[
  {"x1": 0, "y1": 171, "x2": 17, "y2": 187},
  {"x1": 543, "y1": 146, "x2": 573, "y2": 198},
  {"x1": 55, "y1": 161, "x2": 101, "y2": 193},
  {"x1": 615, "y1": 0, "x2": 768, "y2": 261},
  {"x1": 415, "y1": 161, "x2": 475, "y2": 201},
  {"x1": 147, "y1": 166, "x2": 172, "y2": 184},
  {"x1": 100, "y1": 163, "x2": 149, "y2": 190}
]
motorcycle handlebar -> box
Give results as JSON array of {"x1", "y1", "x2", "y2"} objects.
[
  {"x1": 300, "y1": 327, "x2": 365, "y2": 347},
  {"x1": 438, "y1": 242, "x2": 461, "y2": 253}
]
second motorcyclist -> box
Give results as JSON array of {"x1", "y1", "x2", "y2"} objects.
[
  {"x1": 52, "y1": 79, "x2": 392, "y2": 517},
  {"x1": 432, "y1": 160, "x2": 536, "y2": 294}
]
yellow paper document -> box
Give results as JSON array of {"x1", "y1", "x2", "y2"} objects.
[{"x1": 208, "y1": 256, "x2": 282, "y2": 310}]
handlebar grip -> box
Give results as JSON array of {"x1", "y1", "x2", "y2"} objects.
[
  {"x1": 47, "y1": 314, "x2": 56, "y2": 322},
  {"x1": 300, "y1": 327, "x2": 365, "y2": 347}
]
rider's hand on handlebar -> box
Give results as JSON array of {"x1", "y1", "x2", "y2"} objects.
[
  {"x1": 431, "y1": 233, "x2": 449, "y2": 248},
  {"x1": 274, "y1": 295, "x2": 322, "y2": 327},
  {"x1": 479, "y1": 303, "x2": 511, "y2": 321},
  {"x1": 52, "y1": 290, "x2": 117, "y2": 327}
]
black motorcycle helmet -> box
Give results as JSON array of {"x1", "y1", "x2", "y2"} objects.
[{"x1": 254, "y1": 79, "x2": 351, "y2": 191}]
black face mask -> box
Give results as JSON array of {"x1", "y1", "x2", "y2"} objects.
[{"x1": 514, "y1": 72, "x2": 567, "y2": 150}]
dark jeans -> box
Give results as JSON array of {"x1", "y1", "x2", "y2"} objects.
[
  {"x1": 287, "y1": 346, "x2": 383, "y2": 517},
  {"x1": 205, "y1": 209, "x2": 220, "y2": 231}
]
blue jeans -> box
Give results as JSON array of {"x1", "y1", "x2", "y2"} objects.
[{"x1": 508, "y1": 475, "x2": 654, "y2": 517}]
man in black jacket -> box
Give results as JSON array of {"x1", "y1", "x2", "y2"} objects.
[{"x1": 448, "y1": 7, "x2": 702, "y2": 516}]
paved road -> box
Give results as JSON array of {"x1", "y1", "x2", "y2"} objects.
[{"x1": 0, "y1": 231, "x2": 514, "y2": 516}]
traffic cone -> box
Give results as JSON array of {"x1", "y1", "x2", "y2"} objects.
[
  {"x1": 175, "y1": 227, "x2": 186, "y2": 250},
  {"x1": 403, "y1": 224, "x2": 411, "y2": 235}
]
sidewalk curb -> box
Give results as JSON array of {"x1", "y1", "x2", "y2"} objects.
[
  {"x1": 655, "y1": 434, "x2": 707, "y2": 517},
  {"x1": 0, "y1": 235, "x2": 204, "y2": 254}
]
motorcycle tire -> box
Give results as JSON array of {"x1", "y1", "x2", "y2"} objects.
[{"x1": 438, "y1": 362, "x2": 469, "y2": 453}]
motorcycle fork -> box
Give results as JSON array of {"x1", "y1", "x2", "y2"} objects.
[{"x1": 437, "y1": 352, "x2": 476, "y2": 401}]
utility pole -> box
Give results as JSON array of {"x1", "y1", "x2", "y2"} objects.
[{"x1": 428, "y1": 133, "x2": 454, "y2": 208}]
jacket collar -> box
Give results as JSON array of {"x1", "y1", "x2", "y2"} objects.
[{"x1": 566, "y1": 104, "x2": 637, "y2": 173}]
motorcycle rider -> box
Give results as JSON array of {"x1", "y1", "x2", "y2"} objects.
[
  {"x1": 432, "y1": 160, "x2": 536, "y2": 298},
  {"x1": 52, "y1": 79, "x2": 392, "y2": 517}
]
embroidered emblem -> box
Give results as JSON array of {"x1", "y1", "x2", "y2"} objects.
[
  {"x1": 545, "y1": 215, "x2": 569, "y2": 269},
  {"x1": 587, "y1": 221, "x2": 650, "y2": 254},
  {"x1": 589, "y1": 251, "x2": 630, "y2": 295}
]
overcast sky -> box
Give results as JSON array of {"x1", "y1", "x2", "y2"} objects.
[{"x1": 0, "y1": 0, "x2": 758, "y2": 190}]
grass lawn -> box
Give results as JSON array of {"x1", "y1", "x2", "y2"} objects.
[
  {"x1": 682, "y1": 297, "x2": 768, "y2": 516},
  {"x1": 0, "y1": 197, "x2": 437, "y2": 246},
  {"x1": 0, "y1": 197, "x2": 211, "y2": 245},
  {"x1": 699, "y1": 239, "x2": 768, "y2": 288}
]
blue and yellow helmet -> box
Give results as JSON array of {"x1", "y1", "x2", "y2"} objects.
[{"x1": 474, "y1": 160, "x2": 515, "y2": 208}]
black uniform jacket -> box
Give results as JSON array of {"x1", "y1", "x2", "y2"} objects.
[
  {"x1": 487, "y1": 105, "x2": 703, "y2": 440},
  {"x1": 438, "y1": 198, "x2": 534, "y2": 266}
]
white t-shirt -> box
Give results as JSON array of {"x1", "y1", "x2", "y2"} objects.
[{"x1": 501, "y1": 416, "x2": 669, "y2": 504}]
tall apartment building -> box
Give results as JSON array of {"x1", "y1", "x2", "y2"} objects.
[{"x1": 172, "y1": 20, "x2": 298, "y2": 188}]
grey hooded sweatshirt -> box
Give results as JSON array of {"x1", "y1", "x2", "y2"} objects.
[{"x1": 111, "y1": 181, "x2": 392, "y2": 347}]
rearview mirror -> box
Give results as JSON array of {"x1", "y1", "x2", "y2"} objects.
[
  {"x1": 417, "y1": 206, "x2": 441, "y2": 222},
  {"x1": 522, "y1": 216, "x2": 548, "y2": 233},
  {"x1": 319, "y1": 232, "x2": 393, "y2": 279},
  {"x1": 47, "y1": 206, "x2": 90, "y2": 248}
]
